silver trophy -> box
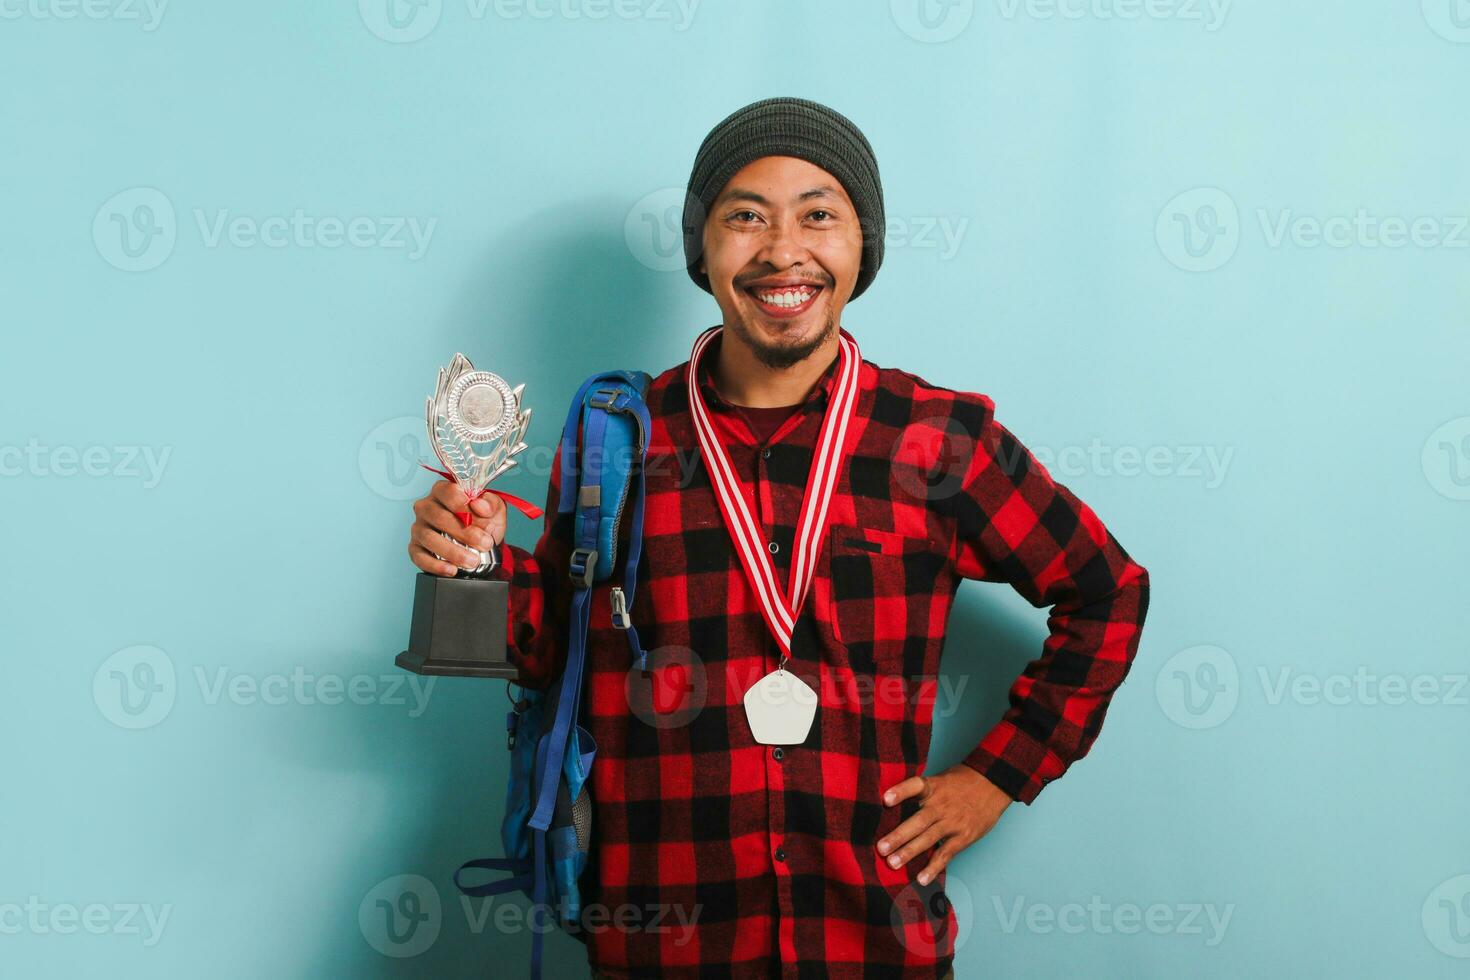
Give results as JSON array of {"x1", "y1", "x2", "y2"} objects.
[
  {"x1": 425, "y1": 354, "x2": 533, "y2": 574},
  {"x1": 397, "y1": 354, "x2": 533, "y2": 680}
]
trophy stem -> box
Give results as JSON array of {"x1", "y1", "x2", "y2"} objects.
[{"x1": 458, "y1": 542, "x2": 498, "y2": 577}]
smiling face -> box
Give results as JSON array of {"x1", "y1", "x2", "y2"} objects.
[{"x1": 698, "y1": 155, "x2": 864, "y2": 370}]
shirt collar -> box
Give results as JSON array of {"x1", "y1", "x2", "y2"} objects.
[{"x1": 694, "y1": 326, "x2": 845, "y2": 414}]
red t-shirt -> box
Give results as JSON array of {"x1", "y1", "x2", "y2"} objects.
[{"x1": 733, "y1": 402, "x2": 803, "y2": 444}]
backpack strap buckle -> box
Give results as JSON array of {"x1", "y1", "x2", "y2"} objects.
[
  {"x1": 609, "y1": 587, "x2": 631, "y2": 629},
  {"x1": 588, "y1": 387, "x2": 627, "y2": 412},
  {"x1": 568, "y1": 548, "x2": 597, "y2": 589}
]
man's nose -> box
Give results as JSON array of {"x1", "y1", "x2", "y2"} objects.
[{"x1": 755, "y1": 218, "x2": 813, "y2": 270}]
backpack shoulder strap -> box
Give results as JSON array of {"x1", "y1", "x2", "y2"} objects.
[
  {"x1": 531, "y1": 368, "x2": 651, "y2": 830},
  {"x1": 554, "y1": 370, "x2": 653, "y2": 670}
]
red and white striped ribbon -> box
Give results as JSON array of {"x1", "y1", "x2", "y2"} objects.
[{"x1": 686, "y1": 325, "x2": 862, "y2": 663}]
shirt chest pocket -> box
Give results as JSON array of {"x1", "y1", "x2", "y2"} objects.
[{"x1": 818, "y1": 524, "x2": 948, "y2": 675}]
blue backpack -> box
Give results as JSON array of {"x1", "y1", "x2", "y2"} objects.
[{"x1": 454, "y1": 370, "x2": 652, "y2": 979}]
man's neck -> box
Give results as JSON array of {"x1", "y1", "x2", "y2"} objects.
[{"x1": 712, "y1": 327, "x2": 840, "y2": 408}]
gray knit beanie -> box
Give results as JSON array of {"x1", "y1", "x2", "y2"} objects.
[{"x1": 682, "y1": 96, "x2": 885, "y2": 301}]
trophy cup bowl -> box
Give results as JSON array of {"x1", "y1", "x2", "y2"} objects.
[{"x1": 396, "y1": 354, "x2": 532, "y2": 680}]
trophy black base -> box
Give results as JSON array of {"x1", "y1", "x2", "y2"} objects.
[{"x1": 396, "y1": 572, "x2": 518, "y2": 679}]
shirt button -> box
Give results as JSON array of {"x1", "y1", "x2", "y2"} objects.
[
  {"x1": 768, "y1": 540, "x2": 779, "y2": 554},
  {"x1": 761, "y1": 446, "x2": 771, "y2": 459},
  {"x1": 772, "y1": 747, "x2": 784, "y2": 761},
  {"x1": 774, "y1": 847, "x2": 786, "y2": 862}
]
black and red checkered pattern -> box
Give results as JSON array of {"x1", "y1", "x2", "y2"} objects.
[{"x1": 491, "y1": 327, "x2": 1150, "y2": 978}]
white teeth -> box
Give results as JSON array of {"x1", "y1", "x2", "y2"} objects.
[{"x1": 754, "y1": 287, "x2": 816, "y2": 308}]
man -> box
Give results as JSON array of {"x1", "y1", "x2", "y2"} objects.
[{"x1": 408, "y1": 97, "x2": 1150, "y2": 979}]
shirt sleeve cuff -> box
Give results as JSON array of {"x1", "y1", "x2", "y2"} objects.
[
  {"x1": 482, "y1": 542, "x2": 542, "y2": 688},
  {"x1": 960, "y1": 720, "x2": 1068, "y2": 806}
]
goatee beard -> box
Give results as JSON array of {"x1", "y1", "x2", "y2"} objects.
[{"x1": 732, "y1": 310, "x2": 837, "y2": 370}]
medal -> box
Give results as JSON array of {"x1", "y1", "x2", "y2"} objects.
[
  {"x1": 686, "y1": 326, "x2": 862, "y2": 745},
  {"x1": 742, "y1": 667, "x2": 819, "y2": 745}
]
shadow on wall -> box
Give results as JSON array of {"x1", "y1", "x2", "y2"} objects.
[
  {"x1": 930, "y1": 584, "x2": 1051, "y2": 793},
  {"x1": 284, "y1": 205, "x2": 686, "y2": 979},
  {"x1": 443, "y1": 195, "x2": 702, "y2": 379}
]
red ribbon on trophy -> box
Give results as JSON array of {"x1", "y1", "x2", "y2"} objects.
[{"x1": 420, "y1": 462, "x2": 544, "y2": 526}]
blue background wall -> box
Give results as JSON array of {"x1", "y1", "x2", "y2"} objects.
[{"x1": 4, "y1": 1, "x2": 1468, "y2": 976}]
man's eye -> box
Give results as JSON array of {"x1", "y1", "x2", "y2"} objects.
[
  {"x1": 808, "y1": 209, "x2": 834, "y2": 222},
  {"x1": 731, "y1": 210, "x2": 760, "y2": 223}
]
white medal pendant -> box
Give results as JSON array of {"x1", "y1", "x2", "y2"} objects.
[{"x1": 743, "y1": 667, "x2": 818, "y2": 745}]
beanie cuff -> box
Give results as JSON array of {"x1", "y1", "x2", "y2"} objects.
[{"x1": 681, "y1": 97, "x2": 884, "y2": 302}]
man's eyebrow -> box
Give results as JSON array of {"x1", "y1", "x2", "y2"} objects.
[{"x1": 716, "y1": 185, "x2": 843, "y2": 207}]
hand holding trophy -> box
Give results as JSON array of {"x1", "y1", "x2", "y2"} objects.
[{"x1": 397, "y1": 354, "x2": 540, "y2": 679}]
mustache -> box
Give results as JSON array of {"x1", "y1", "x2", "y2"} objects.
[{"x1": 735, "y1": 276, "x2": 831, "y2": 289}]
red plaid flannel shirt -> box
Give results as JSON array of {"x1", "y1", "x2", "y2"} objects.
[{"x1": 492, "y1": 328, "x2": 1150, "y2": 978}]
